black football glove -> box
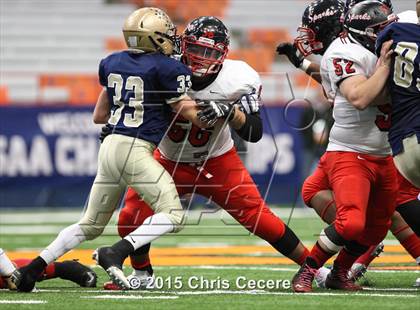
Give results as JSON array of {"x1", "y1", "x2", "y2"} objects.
[
  {"x1": 276, "y1": 42, "x2": 304, "y2": 68},
  {"x1": 197, "y1": 101, "x2": 235, "y2": 126},
  {"x1": 99, "y1": 125, "x2": 112, "y2": 143}
]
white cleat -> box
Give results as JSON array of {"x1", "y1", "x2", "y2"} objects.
[
  {"x1": 348, "y1": 263, "x2": 367, "y2": 282},
  {"x1": 106, "y1": 266, "x2": 131, "y2": 290},
  {"x1": 315, "y1": 266, "x2": 330, "y2": 288},
  {"x1": 414, "y1": 278, "x2": 420, "y2": 288}
]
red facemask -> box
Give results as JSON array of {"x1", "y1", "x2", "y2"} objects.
[
  {"x1": 294, "y1": 27, "x2": 324, "y2": 57},
  {"x1": 181, "y1": 36, "x2": 228, "y2": 77}
]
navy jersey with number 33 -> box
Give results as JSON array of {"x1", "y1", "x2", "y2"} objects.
[
  {"x1": 98, "y1": 51, "x2": 192, "y2": 145},
  {"x1": 376, "y1": 22, "x2": 420, "y2": 155}
]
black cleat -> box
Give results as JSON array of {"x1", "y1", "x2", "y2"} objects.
[
  {"x1": 55, "y1": 260, "x2": 97, "y2": 287},
  {"x1": 93, "y1": 247, "x2": 130, "y2": 290},
  {"x1": 12, "y1": 266, "x2": 38, "y2": 292}
]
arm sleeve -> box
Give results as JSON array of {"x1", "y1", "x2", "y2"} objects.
[
  {"x1": 158, "y1": 59, "x2": 192, "y2": 104},
  {"x1": 235, "y1": 112, "x2": 263, "y2": 143},
  {"x1": 98, "y1": 58, "x2": 107, "y2": 87}
]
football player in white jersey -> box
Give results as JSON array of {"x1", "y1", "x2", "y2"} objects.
[
  {"x1": 286, "y1": 0, "x2": 400, "y2": 293},
  {"x1": 278, "y1": 0, "x2": 420, "y2": 287},
  {"x1": 101, "y1": 16, "x2": 318, "y2": 290}
]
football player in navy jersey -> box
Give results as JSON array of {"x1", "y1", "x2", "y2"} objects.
[
  {"x1": 12, "y1": 7, "x2": 208, "y2": 292},
  {"x1": 376, "y1": 0, "x2": 420, "y2": 189},
  {"x1": 99, "y1": 15, "x2": 330, "y2": 291}
]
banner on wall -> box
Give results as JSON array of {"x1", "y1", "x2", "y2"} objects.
[{"x1": 0, "y1": 106, "x2": 303, "y2": 207}]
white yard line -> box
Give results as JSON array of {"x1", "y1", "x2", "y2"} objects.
[
  {"x1": 36, "y1": 289, "x2": 418, "y2": 298},
  {"x1": 82, "y1": 295, "x2": 178, "y2": 300},
  {"x1": 0, "y1": 300, "x2": 47, "y2": 304}
]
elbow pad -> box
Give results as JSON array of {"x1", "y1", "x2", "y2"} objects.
[{"x1": 235, "y1": 112, "x2": 263, "y2": 143}]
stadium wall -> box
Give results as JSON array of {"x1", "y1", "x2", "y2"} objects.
[{"x1": 0, "y1": 105, "x2": 304, "y2": 208}]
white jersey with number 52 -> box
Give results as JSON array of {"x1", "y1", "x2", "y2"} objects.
[
  {"x1": 320, "y1": 37, "x2": 391, "y2": 156},
  {"x1": 159, "y1": 59, "x2": 262, "y2": 163}
]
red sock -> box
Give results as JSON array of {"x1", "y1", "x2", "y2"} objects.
[
  {"x1": 43, "y1": 263, "x2": 56, "y2": 279},
  {"x1": 354, "y1": 244, "x2": 380, "y2": 267},
  {"x1": 130, "y1": 255, "x2": 151, "y2": 270},
  {"x1": 335, "y1": 248, "x2": 358, "y2": 269},
  {"x1": 296, "y1": 247, "x2": 310, "y2": 265},
  {"x1": 309, "y1": 242, "x2": 334, "y2": 268},
  {"x1": 400, "y1": 234, "x2": 420, "y2": 263}
]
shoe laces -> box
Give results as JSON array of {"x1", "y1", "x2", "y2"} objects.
[{"x1": 300, "y1": 264, "x2": 317, "y2": 286}]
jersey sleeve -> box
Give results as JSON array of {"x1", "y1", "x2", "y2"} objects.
[
  {"x1": 98, "y1": 58, "x2": 107, "y2": 87},
  {"x1": 157, "y1": 58, "x2": 192, "y2": 104},
  {"x1": 375, "y1": 24, "x2": 394, "y2": 57}
]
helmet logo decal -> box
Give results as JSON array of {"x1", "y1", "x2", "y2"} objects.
[
  {"x1": 309, "y1": 8, "x2": 337, "y2": 23},
  {"x1": 348, "y1": 13, "x2": 372, "y2": 21}
]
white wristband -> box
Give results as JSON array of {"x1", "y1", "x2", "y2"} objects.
[{"x1": 300, "y1": 59, "x2": 311, "y2": 72}]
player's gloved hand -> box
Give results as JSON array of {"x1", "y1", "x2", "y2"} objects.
[
  {"x1": 197, "y1": 101, "x2": 235, "y2": 126},
  {"x1": 276, "y1": 42, "x2": 304, "y2": 68},
  {"x1": 99, "y1": 125, "x2": 112, "y2": 143}
]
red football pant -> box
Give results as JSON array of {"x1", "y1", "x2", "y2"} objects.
[
  {"x1": 0, "y1": 259, "x2": 56, "y2": 289},
  {"x1": 304, "y1": 151, "x2": 397, "y2": 246},
  {"x1": 119, "y1": 148, "x2": 286, "y2": 244}
]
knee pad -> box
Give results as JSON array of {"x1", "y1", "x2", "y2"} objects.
[
  {"x1": 337, "y1": 220, "x2": 365, "y2": 241},
  {"x1": 301, "y1": 178, "x2": 319, "y2": 207}
]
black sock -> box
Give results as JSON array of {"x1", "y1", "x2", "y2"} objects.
[
  {"x1": 28, "y1": 257, "x2": 48, "y2": 275},
  {"x1": 269, "y1": 225, "x2": 300, "y2": 257},
  {"x1": 139, "y1": 264, "x2": 154, "y2": 275},
  {"x1": 306, "y1": 256, "x2": 319, "y2": 269},
  {"x1": 111, "y1": 239, "x2": 135, "y2": 259}
]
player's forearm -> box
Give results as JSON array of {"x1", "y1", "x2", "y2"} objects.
[
  {"x1": 229, "y1": 106, "x2": 246, "y2": 130},
  {"x1": 303, "y1": 61, "x2": 322, "y2": 85},
  {"x1": 342, "y1": 66, "x2": 390, "y2": 110},
  {"x1": 93, "y1": 89, "x2": 110, "y2": 124}
]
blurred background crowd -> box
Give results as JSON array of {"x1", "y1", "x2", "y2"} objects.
[{"x1": 0, "y1": 0, "x2": 413, "y2": 208}]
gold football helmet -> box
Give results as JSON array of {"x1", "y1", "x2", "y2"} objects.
[{"x1": 123, "y1": 7, "x2": 177, "y2": 55}]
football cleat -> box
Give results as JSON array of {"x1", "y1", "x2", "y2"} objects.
[
  {"x1": 315, "y1": 266, "x2": 330, "y2": 288},
  {"x1": 11, "y1": 267, "x2": 37, "y2": 292},
  {"x1": 104, "y1": 268, "x2": 155, "y2": 290},
  {"x1": 326, "y1": 263, "x2": 362, "y2": 291},
  {"x1": 93, "y1": 247, "x2": 130, "y2": 290},
  {"x1": 55, "y1": 260, "x2": 97, "y2": 287},
  {"x1": 414, "y1": 278, "x2": 420, "y2": 288},
  {"x1": 348, "y1": 263, "x2": 367, "y2": 282},
  {"x1": 292, "y1": 261, "x2": 318, "y2": 293},
  {"x1": 348, "y1": 243, "x2": 384, "y2": 282}
]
